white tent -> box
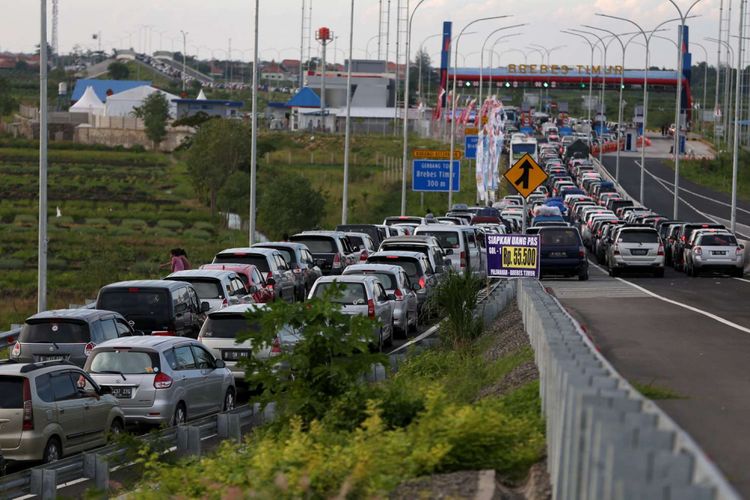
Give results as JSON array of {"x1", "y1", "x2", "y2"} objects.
[
  {"x1": 70, "y1": 85, "x2": 105, "y2": 115},
  {"x1": 196, "y1": 89, "x2": 207, "y2": 100},
  {"x1": 104, "y1": 85, "x2": 179, "y2": 118}
]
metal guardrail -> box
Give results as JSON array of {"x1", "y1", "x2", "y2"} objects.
[
  {"x1": 0, "y1": 403, "x2": 267, "y2": 499},
  {"x1": 518, "y1": 279, "x2": 741, "y2": 500}
]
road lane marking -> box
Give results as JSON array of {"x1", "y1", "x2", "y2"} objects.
[{"x1": 733, "y1": 277, "x2": 750, "y2": 285}]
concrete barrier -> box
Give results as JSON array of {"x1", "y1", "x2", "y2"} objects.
[{"x1": 518, "y1": 279, "x2": 740, "y2": 500}]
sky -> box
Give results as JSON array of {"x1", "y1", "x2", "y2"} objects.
[{"x1": 0, "y1": 0, "x2": 732, "y2": 70}]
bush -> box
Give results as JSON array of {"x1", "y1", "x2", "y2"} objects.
[
  {"x1": 0, "y1": 258, "x2": 25, "y2": 270},
  {"x1": 182, "y1": 229, "x2": 211, "y2": 240},
  {"x1": 85, "y1": 217, "x2": 111, "y2": 228},
  {"x1": 426, "y1": 271, "x2": 485, "y2": 349},
  {"x1": 157, "y1": 219, "x2": 183, "y2": 230},
  {"x1": 13, "y1": 214, "x2": 36, "y2": 226},
  {"x1": 121, "y1": 219, "x2": 148, "y2": 229},
  {"x1": 192, "y1": 221, "x2": 215, "y2": 232}
]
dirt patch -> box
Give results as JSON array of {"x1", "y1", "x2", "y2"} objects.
[
  {"x1": 482, "y1": 305, "x2": 531, "y2": 362},
  {"x1": 476, "y1": 361, "x2": 539, "y2": 401}
]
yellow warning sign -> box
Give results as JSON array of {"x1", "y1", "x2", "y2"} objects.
[{"x1": 503, "y1": 153, "x2": 548, "y2": 199}]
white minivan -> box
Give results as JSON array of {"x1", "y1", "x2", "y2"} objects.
[{"x1": 413, "y1": 226, "x2": 483, "y2": 276}]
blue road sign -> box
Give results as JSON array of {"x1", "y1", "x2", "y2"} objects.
[
  {"x1": 486, "y1": 233, "x2": 540, "y2": 278},
  {"x1": 464, "y1": 135, "x2": 478, "y2": 159},
  {"x1": 412, "y1": 160, "x2": 460, "y2": 192}
]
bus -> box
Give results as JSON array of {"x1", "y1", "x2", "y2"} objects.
[{"x1": 509, "y1": 135, "x2": 538, "y2": 169}]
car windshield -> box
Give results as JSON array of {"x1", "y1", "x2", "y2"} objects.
[
  {"x1": 20, "y1": 320, "x2": 90, "y2": 343},
  {"x1": 418, "y1": 231, "x2": 460, "y2": 249},
  {"x1": 540, "y1": 229, "x2": 580, "y2": 246},
  {"x1": 0, "y1": 376, "x2": 23, "y2": 408},
  {"x1": 89, "y1": 350, "x2": 161, "y2": 374},
  {"x1": 214, "y1": 254, "x2": 270, "y2": 272},
  {"x1": 291, "y1": 237, "x2": 336, "y2": 253},
  {"x1": 98, "y1": 290, "x2": 171, "y2": 322},
  {"x1": 348, "y1": 235, "x2": 364, "y2": 247},
  {"x1": 349, "y1": 271, "x2": 396, "y2": 289},
  {"x1": 369, "y1": 258, "x2": 421, "y2": 279},
  {"x1": 618, "y1": 230, "x2": 659, "y2": 243},
  {"x1": 699, "y1": 234, "x2": 737, "y2": 246},
  {"x1": 178, "y1": 279, "x2": 223, "y2": 300},
  {"x1": 201, "y1": 315, "x2": 261, "y2": 339},
  {"x1": 312, "y1": 283, "x2": 367, "y2": 305}
]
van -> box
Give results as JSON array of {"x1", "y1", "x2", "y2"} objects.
[
  {"x1": 96, "y1": 280, "x2": 210, "y2": 338},
  {"x1": 414, "y1": 225, "x2": 482, "y2": 275}
]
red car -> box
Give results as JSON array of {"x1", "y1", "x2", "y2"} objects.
[{"x1": 199, "y1": 263, "x2": 275, "y2": 303}]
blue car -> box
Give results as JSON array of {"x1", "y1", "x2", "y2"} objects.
[{"x1": 538, "y1": 226, "x2": 589, "y2": 281}]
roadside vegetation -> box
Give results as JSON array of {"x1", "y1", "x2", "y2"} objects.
[
  {"x1": 124, "y1": 275, "x2": 544, "y2": 498},
  {"x1": 671, "y1": 149, "x2": 750, "y2": 202}
]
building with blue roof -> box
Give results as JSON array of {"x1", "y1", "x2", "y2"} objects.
[
  {"x1": 286, "y1": 87, "x2": 321, "y2": 108},
  {"x1": 71, "y1": 79, "x2": 152, "y2": 102}
]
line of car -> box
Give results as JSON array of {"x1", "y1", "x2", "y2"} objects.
[{"x1": 1, "y1": 217, "x2": 499, "y2": 471}]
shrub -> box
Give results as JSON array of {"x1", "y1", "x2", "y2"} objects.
[
  {"x1": 0, "y1": 258, "x2": 25, "y2": 270},
  {"x1": 192, "y1": 221, "x2": 215, "y2": 232},
  {"x1": 85, "y1": 217, "x2": 111, "y2": 228},
  {"x1": 121, "y1": 219, "x2": 148, "y2": 229},
  {"x1": 182, "y1": 229, "x2": 211, "y2": 240},
  {"x1": 13, "y1": 214, "x2": 36, "y2": 226},
  {"x1": 157, "y1": 219, "x2": 183, "y2": 230},
  {"x1": 426, "y1": 270, "x2": 485, "y2": 349}
]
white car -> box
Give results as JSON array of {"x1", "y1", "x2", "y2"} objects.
[
  {"x1": 607, "y1": 226, "x2": 665, "y2": 277},
  {"x1": 166, "y1": 270, "x2": 253, "y2": 312}
]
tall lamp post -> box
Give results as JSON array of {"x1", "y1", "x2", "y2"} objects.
[
  {"x1": 729, "y1": 1, "x2": 745, "y2": 232},
  {"x1": 342, "y1": 0, "x2": 355, "y2": 224},
  {"x1": 180, "y1": 30, "x2": 188, "y2": 92},
  {"x1": 38, "y1": 0, "x2": 48, "y2": 312},
  {"x1": 249, "y1": 0, "x2": 259, "y2": 245},
  {"x1": 400, "y1": 0, "x2": 428, "y2": 216},
  {"x1": 596, "y1": 14, "x2": 682, "y2": 205},
  {"x1": 561, "y1": 31, "x2": 597, "y2": 125},
  {"x1": 448, "y1": 15, "x2": 511, "y2": 210},
  {"x1": 690, "y1": 41, "x2": 709, "y2": 133},
  {"x1": 666, "y1": 0, "x2": 704, "y2": 220},
  {"x1": 706, "y1": 37, "x2": 734, "y2": 147},
  {"x1": 479, "y1": 25, "x2": 527, "y2": 106}
]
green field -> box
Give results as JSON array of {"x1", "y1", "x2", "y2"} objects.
[{"x1": 0, "y1": 132, "x2": 491, "y2": 327}]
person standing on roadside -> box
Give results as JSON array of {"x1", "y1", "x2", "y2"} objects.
[
  {"x1": 176, "y1": 248, "x2": 191, "y2": 270},
  {"x1": 160, "y1": 249, "x2": 189, "y2": 272}
]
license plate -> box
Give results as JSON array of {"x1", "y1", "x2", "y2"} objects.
[
  {"x1": 712, "y1": 251, "x2": 727, "y2": 255},
  {"x1": 223, "y1": 350, "x2": 251, "y2": 361},
  {"x1": 37, "y1": 355, "x2": 66, "y2": 362},
  {"x1": 549, "y1": 252, "x2": 567, "y2": 258},
  {"x1": 630, "y1": 249, "x2": 648, "y2": 255},
  {"x1": 110, "y1": 387, "x2": 133, "y2": 399}
]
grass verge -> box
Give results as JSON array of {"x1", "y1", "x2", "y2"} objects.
[
  {"x1": 633, "y1": 381, "x2": 687, "y2": 400},
  {"x1": 665, "y1": 150, "x2": 750, "y2": 202}
]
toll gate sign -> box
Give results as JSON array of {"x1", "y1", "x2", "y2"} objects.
[{"x1": 486, "y1": 234, "x2": 540, "y2": 278}]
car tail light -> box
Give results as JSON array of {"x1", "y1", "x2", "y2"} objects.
[
  {"x1": 333, "y1": 253, "x2": 342, "y2": 269},
  {"x1": 394, "y1": 288, "x2": 404, "y2": 301},
  {"x1": 657, "y1": 245, "x2": 664, "y2": 256},
  {"x1": 152, "y1": 330, "x2": 175, "y2": 336},
  {"x1": 153, "y1": 372, "x2": 173, "y2": 389},
  {"x1": 418, "y1": 276, "x2": 426, "y2": 289},
  {"x1": 270, "y1": 337, "x2": 282, "y2": 357},
  {"x1": 367, "y1": 298, "x2": 376, "y2": 319},
  {"x1": 266, "y1": 272, "x2": 275, "y2": 288},
  {"x1": 11, "y1": 341, "x2": 21, "y2": 358},
  {"x1": 579, "y1": 247, "x2": 586, "y2": 258},
  {"x1": 737, "y1": 247, "x2": 743, "y2": 256},
  {"x1": 222, "y1": 298, "x2": 228, "y2": 308},
  {"x1": 84, "y1": 342, "x2": 95, "y2": 357},
  {"x1": 22, "y1": 379, "x2": 33, "y2": 430},
  {"x1": 460, "y1": 251, "x2": 467, "y2": 268},
  {"x1": 359, "y1": 250, "x2": 368, "y2": 262},
  {"x1": 694, "y1": 246, "x2": 702, "y2": 256}
]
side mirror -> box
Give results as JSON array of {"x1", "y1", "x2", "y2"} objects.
[
  {"x1": 201, "y1": 301, "x2": 211, "y2": 313},
  {"x1": 214, "y1": 359, "x2": 226, "y2": 369}
]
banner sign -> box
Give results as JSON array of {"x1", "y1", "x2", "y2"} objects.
[
  {"x1": 412, "y1": 160, "x2": 460, "y2": 192},
  {"x1": 486, "y1": 234, "x2": 540, "y2": 278}
]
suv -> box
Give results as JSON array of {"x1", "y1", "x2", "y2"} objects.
[
  {"x1": 308, "y1": 275, "x2": 394, "y2": 351},
  {"x1": 673, "y1": 223, "x2": 726, "y2": 271},
  {"x1": 607, "y1": 226, "x2": 665, "y2": 277},
  {"x1": 366, "y1": 251, "x2": 436, "y2": 313},
  {"x1": 11, "y1": 309, "x2": 137, "y2": 368},
  {"x1": 198, "y1": 304, "x2": 302, "y2": 383},
  {"x1": 336, "y1": 224, "x2": 388, "y2": 248},
  {"x1": 85, "y1": 336, "x2": 235, "y2": 426},
  {"x1": 97, "y1": 280, "x2": 209, "y2": 338},
  {"x1": 199, "y1": 263, "x2": 275, "y2": 304},
  {"x1": 538, "y1": 226, "x2": 589, "y2": 280},
  {"x1": 685, "y1": 231, "x2": 745, "y2": 277},
  {"x1": 378, "y1": 235, "x2": 451, "y2": 277},
  {"x1": 212, "y1": 247, "x2": 297, "y2": 302},
  {"x1": 413, "y1": 226, "x2": 482, "y2": 275},
  {"x1": 289, "y1": 231, "x2": 357, "y2": 276},
  {"x1": 252, "y1": 242, "x2": 322, "y2": 300},
  {"x1": 166, "y1": 270, "x2": 252, "y2": 312},
  {"x1": 0, "y1": 360, "x2": 124, "y2": 466}
]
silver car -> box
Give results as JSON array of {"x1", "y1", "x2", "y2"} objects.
[
  {"x1": 308, "y1": 275, "x2": 394, "y2": 351},
  {"x1": 166, "y1": 269, "x2": 253, "y2": 312},
  {"x1": 0, "y1": 360, "x2": 124, "y2": 466},
  {"x1": 607, "y1": 226, "x2": 665, "y2": 277},
  {"x1": 85, "y1": 336, "x2": 235, "y2": 426},
  {"x1": 198, "y1": 304, "x2": 301, "y2": 382},
  {"x1": 342, "y1": 263, "x2": 418, "y2": 335},
  {"x1": 685, "y1": 230, "x2": 745, "y2": 277}
]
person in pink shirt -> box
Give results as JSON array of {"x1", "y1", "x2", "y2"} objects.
[{"x1": 161, "y1": 249, "x2": 189, "y2": 272}]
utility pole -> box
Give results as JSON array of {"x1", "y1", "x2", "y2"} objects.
[
  {"x1": 731, "y1": 0, "x2": 745, "y2": 232},
  {"x1": 180, "y1": 30, "x2": 188, "y2": 92},
  {"x1": 315, "y1": 27, "x2": 333, "y2": 131},
  {"x1": 250, "y1": 0, "x2": 259, "y2": 245},
  {"x1": 38, "y1": 0, "x2": 49, "y2": 312},
  {"x1": 342, "y1": 0, "x2": 355, "y2": 224}
]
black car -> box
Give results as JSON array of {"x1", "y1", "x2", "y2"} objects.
[
  {"x1": 253, "y1": 242, "x2": 322, "y2": 300},
  {"x1": 538, "y1": 227, "x2": 589, "y2": 280},
  {"x1": 96, "y1": 280, "x2": 209, "y2": 338},
  {"x1": 336, "y1": 224, "x2": 388, "y2": 248}
]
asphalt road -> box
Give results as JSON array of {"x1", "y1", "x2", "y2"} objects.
[
  {"x1": 544, "y1": 259, "x2": 750, "y2": 496},
  {"x1": 601, "y1": 145, "x2": 750, "y2": 239}
]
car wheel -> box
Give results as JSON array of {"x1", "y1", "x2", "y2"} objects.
[
  {"x1": 108, "y1": 419, "x2": 124, "y2": 441},
  {"x1": 43, "y1": 437, "x2": 62, "y2": 464},
  {"x1": 223, "y1": 388, "x2": 236, "y2": 412},
  {"x1": 578, "y1": 269, "x2": 589, "y2": 281},
  {"x1": 173, "y1": 403, "x2": 187, "y2": 426}
]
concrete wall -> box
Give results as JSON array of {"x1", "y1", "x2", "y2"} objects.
[{"x1": 75, "y1": 124, "x2": 193, "y2": 152}]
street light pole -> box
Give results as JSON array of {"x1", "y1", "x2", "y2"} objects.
[
  {"x1": 400, "y1": 0, "x2": 427, "y2": 216},
  {"x1": 249, "y1": 0, "x2": 259, "y2": 245},
  {"x1": 667, "y1": 0, "x2": 704, "y2": 220},
  {"x1": 38, "y1": 0, "x2": 48, "y2": 312},
  {"x1": 690, "y1": 41, "x2": 709, "y2": 133},
  {"x1": 180, "y1": 30, "x2": 188, "y2": 92},
  {"x1": 479, "y1": 25, "x2": 526, "y2": 107},
  {"x1": 730, "y1": 0, "x2": 745, "y2": 232},
  {"x1": 448, "y1": 15, "x2": 511, "y2": 211},
  {"x1": 342, "y1": 0, "x2": 355, "y2": 224},
  {"x1": 595, "y1": 14, "x2": 681, "y2": 205}
]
